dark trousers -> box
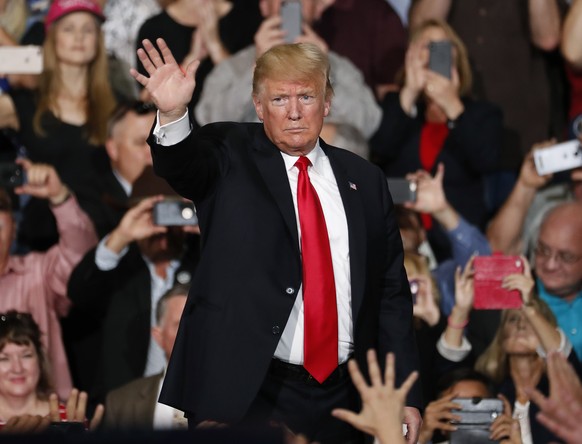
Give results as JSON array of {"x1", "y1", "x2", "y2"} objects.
[{"x1": 241, "y1": 360, "x2": 365, "y2": 444}]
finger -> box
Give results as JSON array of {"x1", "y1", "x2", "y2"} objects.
[
  {"x1": 184, "y1": 59, "x2": 201, "y2": 80},
  {"x1": 129, "y1": 68, "x2": 149, "y2": 87},
  {"x1": 66, "y1": 388, "x2": 79, "y2": 421},
  {"x1": 330, "y1": 408, "x2": 361, "y2": 427},
  {"x1": 498, "y1": 393, "x2": 512, "y2": 416},
  {"x1": 346, "y1": 358, "x2": 368, "y2": 395},
  {"x1": 142, "y1": 39, "x2": 165, "y2": 68},
  {"x1": 49, "y1": 393, "x2": 61, "y2": 422},
  {"x1": 398, "y1": 371, "x2": 419, "y2": 399},
  {"x1": 90, "y1": 404, "x2": 105, "y2": 431},
  {"x1": 526, "y1": 386, "x2": 549, "y2": 409},
  {"x1": 367, "y1": 349, "x2": 382, "y2": 387},
  {"x1": 74, "y1": 391, "x2": 88, "y2": 422},
  {"x1": 157, "y1": 38, "x2": 179, "y2": 66},
  {"x1": 383, "y1": 352, "x2": 395, "y2": 389},
  {"x1": 136, "y1": 47, "x2": 156, "y2": 76},
  {"x1": 15, "y1": 157, "x2": 32, "y2": 169},
  {"x1": 434, "y1": 162, "x2": 445, "y2": 182}
]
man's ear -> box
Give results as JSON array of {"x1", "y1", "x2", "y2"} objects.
[
  {"x1": 323, "y1": 100, "x2": 331, "y2": 117},
  {"x1": 151, "y1": 326, "x2": 162, "y2": 349},
  {"x1": 253, "y1": 95, "x2": 265, "y2": 122},
  {"x1": 105, "y1": 138, "x2": 118, "y2": 162}
]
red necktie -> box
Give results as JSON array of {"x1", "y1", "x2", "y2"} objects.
[{"x1": 295, "y1": 156, "x2": 338, "y2": 383}]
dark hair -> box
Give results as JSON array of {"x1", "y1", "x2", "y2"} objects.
[
  {"x1": 155, "y1": 284, "x2": 190, "y2": 325},
  {"x1": 0, "y1": 188, "x2": 12, "y2": 213},
  {"x1": 0, "y1": 311, "x2": 53, "y2": 398},
  {"x1": 107, "y1": 100, "x2": 156, "y2": 137},
  {"x1": 435, "y1": 367, "x2": 495, "y2": 398},
  {"x1": 395, "y1": 205, "x2": 423, "y2": 232}
]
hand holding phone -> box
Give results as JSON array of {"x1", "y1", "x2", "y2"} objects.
[
  {"x1": 280, "y1": 1, "x2": 302, "y2": 43},
  {"x1": 428, "y1": 41, "x2": 452, "y2": 79},
  {"x1": 533, "y1": 139, "x2": 582, "y2": 176},
  {"x1": 473, "y1": 255, "x2": 524, "y2": 310}
]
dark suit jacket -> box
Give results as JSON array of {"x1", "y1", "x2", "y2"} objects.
[
  {"x1": 151, "y1": 122, "x2": 421, "y2": 423},
  {"x1": 104, "y1": 372, "x2": 163, "y2": 430},
  {"x1": 63, "y1": 241, "x2": 199, "y2": 404}
]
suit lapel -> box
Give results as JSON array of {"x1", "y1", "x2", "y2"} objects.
[
  {"x1": 250, "y1": 128, "x2": 300, "y2": 253},
  {"x1": 324, "y1": 144, "x2": 367, "y2": 322}
]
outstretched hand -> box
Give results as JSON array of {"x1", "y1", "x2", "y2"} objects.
[
  {"x1": 331, "y1": 350, "x2": 418, "y2": 444},
  {"x1": 130, "y1": 38, "x2": 200, "y2": 124}
]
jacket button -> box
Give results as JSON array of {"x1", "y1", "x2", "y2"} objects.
[
  {"x1": 286, "y1": 287, "x2": 295, "y2": 295},
  {"x1": 272, "y1": 325, "x2": 281, "y2": 335}
]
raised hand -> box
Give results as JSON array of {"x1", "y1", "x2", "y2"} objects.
[
  {"x1": 417, "y1": 393, "x2": 462, "y2": 443},
  {"x1": 526, "y1": 352, "x2": 582, "y2": 444},
  {"x1": 519, "y1": 142, "x2": 554, "y2": 189},
  {"x1": 106, "y1": 195, "x2": 168, "y2": 254},
  {"x1": 501, "y1": 256, "x2": 534, "y2": 306},
  {"x1": 254, "y1": 15, "x2": 286, "y2": 59},
  {"x1": 490, "y1": 394, "x2": 521, "y2": 443},
  {"x1": 411, "y1": 274, "x2": 440, "y2": 327},
  {"x1": 14, "y1": 159, "x2": 69, "y2": 205},
  {"x1": 331, "y1": 350, "x2": 419, "y2": 444},
  {"x1": 130, "y1": 38, "x2": 200, "y2": 124}
]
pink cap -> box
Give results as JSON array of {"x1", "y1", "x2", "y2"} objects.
[{"x1": 44, "y1": 0, "x2": 105, "y2": 32}]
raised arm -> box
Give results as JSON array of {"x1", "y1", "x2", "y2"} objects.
[
  {"x1": 130, "y1": 38, "x2": 200, "y2": 125},
  {"x1": 562, "y1": 0, "x2": 582, "y2": 68},
  {"x1": 13, "y1": 159, "x2": 98, "y2": 316},
  {"x1": 408, "y1": 0, "x2": 452, "y2": 30},
  {"x1": 486, "y1": 143, "x2": 554, "y2": 254},
  {"x1": 528, "y1": 0, "x2": 562, "y2": 51}
]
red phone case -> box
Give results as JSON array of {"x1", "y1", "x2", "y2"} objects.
[{"x1": 473, "y1": 255, "x2": 524, "y2": 309}]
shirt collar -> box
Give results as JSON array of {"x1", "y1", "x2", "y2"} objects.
[
  {"x1": 537, "y1": 278, "x2": 582, "y2": 305},
  {"x1": 280, "y1": 140, "x2": 325, "y2": 174}
]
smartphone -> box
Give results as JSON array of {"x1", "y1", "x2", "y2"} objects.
[
  {"x1": 450, "y1": 398, "x2": 503, "y2": 444},
  {"x1": 409, "y1": 279, "x2": 419, "y2": 304},
  {"x1": 473, "y1": 255, "x2": 524, "y2": 310},
  {"x1": 281, "y1": 1, "x2": 302, "y2": 43},
  {"x1": 533, "y1": 139, "x2": 582, "y2": 176},
  {"x1": 0, "y1": 163, "x2": 24, "y2": 188},
  {"x1": 0, "y1": 46, "x2": 43, "y2": 74},
  {"x1": 153, "y1": 199, "x2": 198, "y2": 226},
  {"x1": 428, "y1": 40, "x2": 452, "y2": 79},
  {"x1": 387, "y1": 178, "x2": 417, "y2": 204}
]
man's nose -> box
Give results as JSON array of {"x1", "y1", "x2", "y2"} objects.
[{"x1": 287, "y1": 99, "x2": 301, "y2": 120}]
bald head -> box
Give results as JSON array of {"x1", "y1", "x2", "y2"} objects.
[{"x1": 535, "y1": 202, "x2": 582, "y2": 299}]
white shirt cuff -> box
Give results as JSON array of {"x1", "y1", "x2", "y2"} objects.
[
  {"x1": 95, "y1": 235, "x2": 129, "y2": 271},
  {"x1": 536, "y1": 328, "x2": 573, "y2": 359},
  {"x1": 153, "y1": 110, "x2": 192, "y2": 146},
  {"x1": 437, "y1": 333, "x2": 472, "y2": 362}
]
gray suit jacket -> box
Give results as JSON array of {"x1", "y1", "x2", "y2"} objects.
[{"x1": 104, "y1": 372, "x2": 163, "y2": 430}]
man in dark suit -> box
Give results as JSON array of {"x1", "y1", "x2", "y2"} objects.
[
  {"x1": 131, "y1": 38, "x2": 421, "y2": 443},
  {"x1": 87, "y1": 101, "x2": 156, "y2": 238},
  {"x1": 64, "y1": 168, "x2": 200, "y2": 407},
  {"x1": 104, "y1": 284, "x2": 189, "y2": 430}
]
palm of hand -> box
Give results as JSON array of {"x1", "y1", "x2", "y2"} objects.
[{"x1": 147, "y1": 63, "x2": 195, "y2": 114}]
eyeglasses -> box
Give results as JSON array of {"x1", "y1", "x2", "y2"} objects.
[{"x1": 534, "y1": 241, "x2": 582, "y2": 265}]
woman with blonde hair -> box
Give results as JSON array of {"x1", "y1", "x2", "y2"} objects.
[
  {"x1": 0, "y1": 0, "x2": 116, "y2": 250},
  {"x1": 370, "y1": 18, "x2": 502, "y2": 261},
  {"x1": 442, "y1": 256, "x2": 582, "y2": 443}
]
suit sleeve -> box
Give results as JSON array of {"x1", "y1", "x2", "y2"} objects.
[{"x1": 377, "y1": 169, "x2": 423, "y2": 409}]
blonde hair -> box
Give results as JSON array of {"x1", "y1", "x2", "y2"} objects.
[
  {"x1": 33, "y1": 16, "x2": 116, "y2": 145},
  {"x1": 400, "y1": 18, "x2": 473, "y2": 97},
  {"x1": 403, "y1": 251, "x2": 441, "y2": 308},
  {"x1": 253, "y1": 43, "x2": 334, "y2": 102},
  {"x1": 475, "y1": 297, "x2": 556, "y2": 384}
]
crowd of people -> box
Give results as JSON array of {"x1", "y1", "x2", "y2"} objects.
[{"x1": 1, "y1": 0, "x2": 582, "y2": 443}]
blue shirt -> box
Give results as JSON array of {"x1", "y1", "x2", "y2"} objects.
[
  {"x1": 434, "y1": 217, "x2": 491, "y2": 315},
  {"x1": 538, "y1": 280, "x2": 582, "y2": 360}
]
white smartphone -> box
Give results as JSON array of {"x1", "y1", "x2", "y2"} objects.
[
  {"x1": 281, "y1": 1, "x2": 302, "y2": 43},
  {"x1": 0, "y1": 46, "x2": 43, "y2": 74},
  {"x1": 533, "y1": 139, "x2": 582, "y2": 176}
]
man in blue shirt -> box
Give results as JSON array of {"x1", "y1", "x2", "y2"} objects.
[{"x1": 535, "y1": 202, "x2": 582, "y2": 360}]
